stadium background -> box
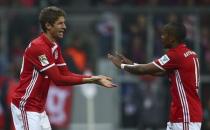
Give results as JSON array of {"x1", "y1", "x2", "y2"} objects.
[{"x1": 0, "y1": 0, "x2": 210, "y2": 130}]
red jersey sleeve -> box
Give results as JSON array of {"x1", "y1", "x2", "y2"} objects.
[
  {"x1": 153, "y1": 50, "x2": 179, "y2": 71},
  {"x1": 25, "y1": 44, "x2": 55, "y2": 72}
]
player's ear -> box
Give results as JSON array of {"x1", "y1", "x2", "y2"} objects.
[{"x1": 45, "y1": 23, "x2": 52, "y2": 30}]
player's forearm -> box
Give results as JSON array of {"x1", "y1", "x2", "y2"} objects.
[
  {"x1": 59, "y1": 65, "x2": 91, "y2": 78},
  {"x1": 45, "y1": 66, "x2": 91, "y2": 86},
  {"x1": 121, "y1": 64, "x2": 148, "y2": 75},
  {"x1": 50, "y1": 74, "x2": 83, "y2": 86},
  {"x1": 121, "y1": 63, "x2": 161, "y2": 75},
  {"x1": 53, "y1": 76, "x2": 98, "y2": 86}
]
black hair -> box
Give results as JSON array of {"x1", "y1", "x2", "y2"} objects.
[
  {"x1": 39, "y1": 6, "x2": 66, "y2": 32},
  {"x1": 165, "y1": 22, "x2": 186, "y2": 42}
]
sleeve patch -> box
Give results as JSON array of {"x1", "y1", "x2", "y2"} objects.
[
  {"x1": 158, "y1": 54, "x2": 170, "y2": 65},
  {"x1": 38, "y1": 54, "x2": 49, "y2": 66}
]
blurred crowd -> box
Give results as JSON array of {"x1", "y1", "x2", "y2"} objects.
[
  {"x1": 0, "y1": 2, "x2": 209, "y2": 130},
  {"x1": 1, "y1": 0, "x2": 210, "y2": 7}
]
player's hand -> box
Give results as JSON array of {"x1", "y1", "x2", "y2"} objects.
[
  {"x1": 115, "y1": 52, "x2": 133, "y2": 64},
  {"x1": 92, "y1": 75, "x2": 118, "y2": 88},
  {"x1": 108, "y1": 53, "x2": 122, "y2": 69}
]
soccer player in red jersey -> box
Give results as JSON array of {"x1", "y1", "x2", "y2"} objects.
[
  {"x1": 108, "y1": 22, "x2": 203, "y2": 130},
  {"x1": 11, "y1": 6, "x2": 116, "y2": 130}
]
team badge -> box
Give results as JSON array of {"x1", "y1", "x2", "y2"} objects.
[
  {"x1": 158, "y1": 54, "x2": 170, "y2": 65},
  {"x1": 38, "y1": 54, "x2": 49, "y2": 66}
]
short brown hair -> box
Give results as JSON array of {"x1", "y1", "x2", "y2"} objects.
[{"x1": 39, "y1": 6, "x2": 66, "y2": 32}]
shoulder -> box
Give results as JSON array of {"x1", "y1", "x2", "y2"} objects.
[
  {"x1": 26, "y1": 38, "x2": 50, "y2": 56},
  {"x1": 165, "y1": 48, "x2": 178, "y2": 58},
  {"x1": 31, "y1": 36, "x2": 48, "y2": 47}
]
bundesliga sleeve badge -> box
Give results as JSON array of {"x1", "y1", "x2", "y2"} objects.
[
  {"x1": 158, "y1": 54, "x2": 170, "y2": 65},
  {"x1": 38, "y1": 54, "x2": 49, "y2": 66}
]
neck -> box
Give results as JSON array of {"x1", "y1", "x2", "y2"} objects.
[
  {"x1": 171, "y1": 41, "x2": 180, "y2": 48},
  {"x1": 44, "y1": 32, "x2": 56, "y2": 43}
]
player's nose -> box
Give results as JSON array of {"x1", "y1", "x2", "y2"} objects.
[{"x1": 63, "y1": 23, "x2": 66, "y2": 29}]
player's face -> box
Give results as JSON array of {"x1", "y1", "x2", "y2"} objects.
[
  {"x1": 49, "y1": 16, "x2": 66, "y2": 40},
  {"x1": 161, "y1": 27, "x2": 173, "y2": 49}
]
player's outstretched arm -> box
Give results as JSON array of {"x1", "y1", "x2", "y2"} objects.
[
  {"x1": 45, "y1": 65, "x2": 117, "y2": 88},
  {"x1": 83, "y1": 75, "x2": 118, "y2": 88},
  {"x1": 108, "y1": 53, "x2": 165, "y2": 75},
  {"x1": 57, "y1": 64, "x2": 117, "y2": 88}
]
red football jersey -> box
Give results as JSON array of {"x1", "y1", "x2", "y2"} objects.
[
  {"x1": 153, "y1": 43, "x2": 203, "y2": 123},
  {"x1": 12, "y1": 33, "x2": 81, "y2": 112}
]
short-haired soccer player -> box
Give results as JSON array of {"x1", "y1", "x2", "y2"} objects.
[
  {"x1": 11, "y1": 6, "x2": 117, "y2": 130},
  {"x1": 108, "y1": 22, "x2": 203, "y2": 130}
]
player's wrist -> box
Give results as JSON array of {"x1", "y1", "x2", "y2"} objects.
[
  {"x1": 120, "y1": 63, "x2": 139, "y2": 69},
  {"x1": 120, "y1": 64, "x2": 127, "y2": 69}
]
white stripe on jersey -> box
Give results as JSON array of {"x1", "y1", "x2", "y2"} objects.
[
  {"x1": 40, "y1": 63, "x2": 55, "y2": 72},
  {"x1": 19, "y1": 69, "x2": 39, "y2": 110},
  {"x1": 51, "y1": 44, "x2": 58, "y2": 53},
  {"x1": 56, "y1": 63, "x2": 66, "y2": 66},
  {"x1": 175, "y1": 70, "x2": 190, "y2": 123},
  {"x1": 193, "y1": 58, "x2": 200, "y2": 89},
  {"x1": 152, "y1": 61, "x2": 165, "y2": 71},
  {"x1": 196, "y1": 58, "x2": 200, "y2": 85},
  {"x1": 193, "y1": 58, "x2": 198, "y2": 87},
  {"x1": 21, "y1": 110, "x2": 29, "y2": 130}
]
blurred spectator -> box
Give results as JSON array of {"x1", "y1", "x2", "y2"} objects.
[
  {"x1": 137, "y1": 76, "x2": 168, "y2": 130},
  {"x1": 64, "y1": 35, "x2": 89, "y2": 73},
  {"x1": 0, "y1": 0, "x2": 12, "y2": 6},
  {"x1": 204, "y1": 98, "x2": 210, "y2": 129},
  {"x1": 121, "y1": 82, "x2": 140, "y2": 128},
  {"x1": 128, "y1": 36, "x2": 146, "y2": 63},
  {"x1": 95, "y1": 12, "x2": 114, "y2": 58},
  {"x1": 182, "y1": 14, "x2": 197, "y2": 49},
  {"x1": 120, "y1": 76, "x2": 169, "y2": 129},
  {"x1": 0, "y1": 39, "x2": 9, "y2": 75},
  {"x1": 91, "y1": 0, "x2": 122, "y2": 6},
  {"x1": 11, "y1": 0, "x2": 38, "y2": 7},
  {"x1": 0, "y1": 60, "x2": 19, "y2": 130},
  {"x1": 38, "y1": 0, "x2": 71, "y2": 7},
  {"x1": 202, "y1": 84, "x2": 210, "y2": 130},
  {"x1": 10, "y1": 35, "x2": 24, "y2": 68},
  {"x1": 200, "y1": 26, "x2": 210, "y2": 73},
  {"x1": 147, "y1": 0, "x2": 159, "y2": 6},
  {"x1": 121, "y1": 14, "x2": 147, "y2": 60}
]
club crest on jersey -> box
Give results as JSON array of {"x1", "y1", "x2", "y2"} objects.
[
  {"x1": 38, "y1": 54, "x2": 49, "y2": 66},
  {"x1": 159, "y1": 54, "x2": 170, "y2": 65}
]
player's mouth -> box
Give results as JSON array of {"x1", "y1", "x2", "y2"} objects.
[{"x1": 58, "y1": 30, "x2": 65, "y2": 36}]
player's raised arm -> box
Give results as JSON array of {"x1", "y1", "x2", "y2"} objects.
[{"x1": 108, "y1": 53, "x2": 166, "y2": 76}]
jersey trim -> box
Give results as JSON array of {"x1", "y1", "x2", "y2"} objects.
[
  {"x1": 19, "y1": 69, "x2": 39, "y2": 110},
  {"x1": 193, "y1": 58, "x2": 200, "y2": 87},
  {"x1": 152, "y1": 61, "x2": 165, "y2": 71},
  {"x1": 175, "y1": 70, "x2": 190, "y2": 123},
  {"x1": 56, "y1": 63, "x2": 67, "y2": 66},
  {"x1": 21, "y1": 110, "x2": 29, "y2": 130},
  {"x1": 40, "y1": 63, "x2": 55, "y2": 72},
  {"x1": 52, "y1": 44, "x2": 58, "y2": 53}
]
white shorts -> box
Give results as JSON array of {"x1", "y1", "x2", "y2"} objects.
[
  {"x1": 166, "y1": 122, "x2": 201, "y2": 130},
  {"x1": 11, "y1": 103, "x2": 51, "y2": 130}
]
